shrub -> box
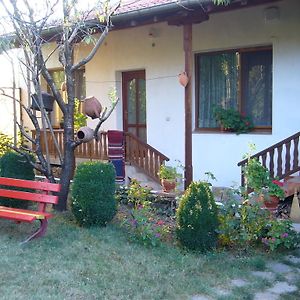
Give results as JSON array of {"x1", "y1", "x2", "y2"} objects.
[
  {"x1": 176, "y1": 181, "x2": 219, "y2": 251},
  {"x1": 218, "y1": 199, "x2": 300, "y2": 251},
  {"x1": 0, "y1": 151, "x2": 35, "y2": 208},
  {"x1": 71, "y1": 161, "x2": 117, "y2": 227},
  {"x1": 262, "y1": 219, "x2": 300, "y2": 251},
  {"x1": 218, "y1": 200, "x2": 271, "y2": 248}
]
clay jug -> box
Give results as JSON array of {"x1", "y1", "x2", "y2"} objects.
[
  {"x1": 178, "y1": 71, "x2": 189, "y2": 87},
  {"x1": 83, "y1": 96, "x2": 102, "y2": 119},
  {"x1": 77, "y1": 126, "x2": 94, "y2": 143}
]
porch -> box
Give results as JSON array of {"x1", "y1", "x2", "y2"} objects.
[{"x1": 31, "y1": 129, "x2": 169, "y2": 183}]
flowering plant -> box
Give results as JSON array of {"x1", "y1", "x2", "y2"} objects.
[
  {"x1": 213, "y1": 106, "x2": 253, "y2": 134},
  {"x1": 123, "y1": 202, "x2": 170, "y2": 247},
  {"x1": 262, "y1": 219, "x2": 300, "y2": 251}
]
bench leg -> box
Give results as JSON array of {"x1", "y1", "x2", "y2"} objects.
[{"x1": 21, "y1": 219, "x2": 48, "y2": 244}]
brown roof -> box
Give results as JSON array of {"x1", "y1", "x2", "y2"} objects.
[{"x1": 116, "y1": 0, "x2": 177, "y2": 14}]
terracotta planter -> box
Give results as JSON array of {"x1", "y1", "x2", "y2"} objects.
[
  {"x1": 161, "y1": 179, "x2": 176, "y2": 193},
  {"x1": 83, "y1": 96, "x2": 102, "y2": 119},
  {"x1": 178, "y1": 71, "x2": 189, "y2": 87},
  {"x1": 77, "y1": 126, "x2": 94, "y2": 143},
  {"x1": 263, "y1": 195, "x2": 280, "y2": 212}
]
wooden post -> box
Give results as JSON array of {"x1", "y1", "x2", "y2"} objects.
[{"x1": 183, "y1": 24, "x2": 193, "y2": 189}]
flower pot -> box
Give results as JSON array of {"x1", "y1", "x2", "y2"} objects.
[
  {"x1": 83, "y1": 96, "x2": 102, "y2": 119},
  {"x1": 161, "y1": 179, "x2": 176, "y2": 193},
  {"x1": 31, "y1": 92, "x2": 55, "y2": 112},
  {"x1": 76, "y1": 126, "x2": 94, "y2": 143},
  {"x1": 263, "y1": 195, "x2": 280, "y2": 212}
]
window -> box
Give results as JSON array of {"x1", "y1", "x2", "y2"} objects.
[
  {"x1": 195, "y1": 47, "x2": 272, "y2": 132},
  {"x1": 47, "y1": 69, "x2": 86, "y2": 127}
]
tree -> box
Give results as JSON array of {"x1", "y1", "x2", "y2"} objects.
[{"x1": 0, "y1": 0, "x2": 120, "y2": 210}]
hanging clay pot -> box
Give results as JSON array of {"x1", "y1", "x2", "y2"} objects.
[
  {"x1": 77, "y1": 126, "x2": 94, "y2": 143},
  {"x1": 83, "y1": 96, "x2": 102, "y2": 119},
  {"x1": 178, "y1": 71, "x2": 189, "y2": 87},
  {"x1": 31, "y1": 92, "x2": 55, "y2": 112}
]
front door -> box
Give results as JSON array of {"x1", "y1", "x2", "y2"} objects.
[{"x1": 122, "y1": 70, "x2": 147, "y2": 142}]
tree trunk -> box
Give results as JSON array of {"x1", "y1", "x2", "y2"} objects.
[{"x1": 56, "y1": 125, "x2": 75, "y2": 211}]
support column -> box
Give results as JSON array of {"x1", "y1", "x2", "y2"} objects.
[{"x1": 183, "y1": 24, "x2": 193, "y2": 189}]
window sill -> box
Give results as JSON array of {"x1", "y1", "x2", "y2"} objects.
[{"x1": 193, "y1": 128, "x2": 272, "y2": 135}]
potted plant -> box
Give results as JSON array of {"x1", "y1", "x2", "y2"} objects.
[
  {"x1": 213, "y1": 106, "x2": 253, "y2": 134},
  {"x1": 158, "y1": 165, "x2": 178, "y2": 193},
  {"x1": 264, "y1": 180, "x2": 285, "y2": 210},
  {"x1": 243, "y1": 158, "x2": 285, "y2": 211}
]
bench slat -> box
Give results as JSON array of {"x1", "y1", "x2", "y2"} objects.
[
  {"x1": 0, "y1": 177, "x2": 61, "y2": 192},
  {"x1": 0, "y1": 188, "x2": 58, "y2": 204},
  {"x1": 0, "y1": 206, "x2": 53, "y2": 222}
]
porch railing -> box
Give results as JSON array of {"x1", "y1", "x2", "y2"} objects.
[
  {"x1": 125, "y1": 132, "x2": 169, "y2": 181},
  {"x1": 237, "y1": 131, "x2": 300, "y2": 185},
  {"x1": 32, "y1": 129, "x2": 108, "y2": 160},
  {"x1": 31, "y1": 129, "x2": 169, "y2": 182}
]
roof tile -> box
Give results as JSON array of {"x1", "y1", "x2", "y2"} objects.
[{"x1": 117, "y1": 0, "x2": 177, "y2": 14}]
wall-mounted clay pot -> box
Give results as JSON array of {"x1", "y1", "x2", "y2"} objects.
[{"x1": 178, "y1": 71, "x2": 189, "y2": 87}]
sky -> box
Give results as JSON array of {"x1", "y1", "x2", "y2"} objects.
[{"x1": 0, "y1": 0, "x2": 123, "y2": 34}]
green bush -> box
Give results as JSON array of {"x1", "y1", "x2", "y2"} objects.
[
  {"x1": 0, "y1": 151, "x2": 35, "y2": 208},
  {"x1": 71, "y1": 161, "x2": 117, "y2": 227},
  {"x1": 218, "y1": 200, "x2": 271, "y2": 248},
  {"x1": 218, "y1": 199, "x2": 300, "y2": 251},
  {"x1": 176, "y1": 181, "x2": 219, "y2": 251}
]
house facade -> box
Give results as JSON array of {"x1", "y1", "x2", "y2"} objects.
[{"x1": 2, "y1": 0, "x2": 299, "y2": 187}]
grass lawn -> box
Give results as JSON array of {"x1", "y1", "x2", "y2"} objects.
[{"x1": 0, "y1": 212, "x2": 299, "y2": 300}]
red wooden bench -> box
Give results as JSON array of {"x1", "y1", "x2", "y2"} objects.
[{"x1": 0, "y1": 177, "x2": 61, "y2": 243}]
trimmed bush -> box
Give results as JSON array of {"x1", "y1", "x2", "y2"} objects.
[
  {"x1": 71, "y1": 161, "x2": 117, "y2": 227},
  {"x1": 0, "y1": 151, "x2": 35, "y2": 208},
  {"x1": 176, "y1": 181, "x2": 219, "y2": 251}
]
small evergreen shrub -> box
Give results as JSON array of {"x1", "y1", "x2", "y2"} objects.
[
  {"x1": 176, "y1": 181, "x2": 219, "y2": 251},
  {"x1": 0, "y1": 151, "x2": 35, "y2": 208},
  {"x1": 71, "y1": 161, "x2": 117, "y2": 227}
]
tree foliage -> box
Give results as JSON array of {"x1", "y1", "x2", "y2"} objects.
[{"x1": 0, "y1": 0, "x2": 120, "y2": 210}]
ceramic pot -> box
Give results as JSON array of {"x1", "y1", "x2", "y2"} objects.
[
  {"x1": 83, "y1": 96, "x2": 102, "y2": 119},
  {"x1": 178, "y1": 71, "x2": 189, "y2": 87},
  {"x1": 31, "y1": 92, "x2": 55, "y2": 112},
  {"x1": 263, "y1": 195, "x2": 280, "y2": 212},
  {"x1": 77, "y1": 126, "x2": 94, "y2": 142},
  {"x1": 161, "y1": 179, "x2": 176, "y2": 193}
]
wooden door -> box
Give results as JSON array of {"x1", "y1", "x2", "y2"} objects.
[{"x1": 122, "y1": 70, "x2": 147, "y2": 142}]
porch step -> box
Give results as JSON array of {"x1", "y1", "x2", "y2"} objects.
[{"x1": 125, "y1": 164, "x2": 162, "y2": 190}]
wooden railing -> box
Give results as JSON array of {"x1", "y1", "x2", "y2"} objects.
[
  {"x1": 238, "y1": 131, "x2": 300, "y2": 185},
  {"x1": 32, "y1": 129, "x2": 108, "y2": 160},
  {"x1": 125, "y1": 132, "x2": 169, "y2": 181},
  {"x1": 31, "y1": 129, "x2": 169, "y2": 182}
]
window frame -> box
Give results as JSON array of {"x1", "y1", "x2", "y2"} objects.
[{"x1": 195, "y1": 45, "x2": 272, "y2": 134}]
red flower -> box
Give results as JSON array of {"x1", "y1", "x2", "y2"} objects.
[{"x1": 156, "y1": 220, "x2": 164, "y2": 226}]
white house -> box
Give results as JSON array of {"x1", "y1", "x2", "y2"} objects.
[{"x1": 2, "y1": 0, "x2": 300, "y2": 188}]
